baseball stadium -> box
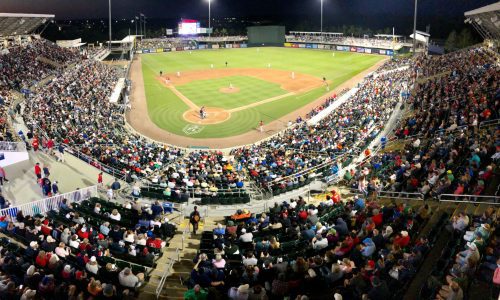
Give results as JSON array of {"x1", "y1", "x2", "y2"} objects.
[{"x1": 0, "y1": 0, "x2": 499, "y2": 299}]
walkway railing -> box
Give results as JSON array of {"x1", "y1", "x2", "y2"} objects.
[
  {"x1": 0, "y1": 185, "x2": 99, "y2": 218},
  {"x1": 156, "y1": 248, "x2": 180, "y2": 299},
  {"x1": 479, "y1": 118, "x2": 499, "y2": 129},
  {"x1": 376, "y1": 190, "x2": 424, "y2": 201},
  {"x1": 0, "y1": 141, "x2": 26, "y2": 152},
  {"x1": 438, "y1": 194, "x2": 500, "y2": 205}
]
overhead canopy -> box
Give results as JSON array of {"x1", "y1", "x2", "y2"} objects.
[
  {"x1": 374, "y1": 34, "x2": 404, "y2": 38},
  {"x1": 464, "y1": 1, "x2": 500, "y2": 40},
  {"x1": 409, "y1": 30, "x2": 430, "y2": 44},
  {"x1": 0, "y1": 13, "x2": 54, "y2": 37}
]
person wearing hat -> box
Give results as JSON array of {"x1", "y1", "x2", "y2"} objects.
[
  {"x1": 239, "y1": 228, "x2": 253, "y2": 243},
  {"x1": 184, "y1": 284, "x2": 208, "y2": 300},
  {"x1": 41, "y1": 235, "x2": 57, "y2": 253},
  {"x1": 86, "y1": 256, "x2": 100, "y2": 274},
  {"x1": 61, "y1": 264, "x2": 74, "y2": 280},
  {"x1": 393, "y1": 231, "x2": 410, "y2": 248},
  {"x1": 228, "y1": 283, "x2": 250, "y2": 299},
  {"x1": 25, "y1": 241, "x2": 39, "y2": 259},
  {"x1": 361, "y1": 237, "x2": 376, "y2": 258}
]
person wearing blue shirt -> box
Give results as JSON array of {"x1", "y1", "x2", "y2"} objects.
[
  {"x1": 213, "y1": 224, "x2": 225, "y2": 236},
  {"x1": 354, "y1": 195, "x2": 365, "y2": 210},
  {"x1": 361, "y1": 238, "x2": 376, "y2": 257},
  {"x1": 151, "y1": 201, "x2": 163, "y2": 217},
  {"x1": 52, "y1": 181, "x2": 59, "y2": 194}
]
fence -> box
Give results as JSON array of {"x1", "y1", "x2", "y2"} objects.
[
  {"x1": 0, "y1": 185, "x2": 99, "y2": 219},
  {"x1": 438, "y1": 194, "x2": 500, "y2": 205},
  {"x1": 0, "y1": 141, "x2": 26, "y2": 152}
]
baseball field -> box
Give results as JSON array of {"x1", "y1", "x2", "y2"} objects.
[{"x1": 131, "y1": 47, "x2": 385, "y2": 144}]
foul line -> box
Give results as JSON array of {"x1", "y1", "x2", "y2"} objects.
[{"x1": 168, "y1": 85, "x2": 200, "y2": 110}]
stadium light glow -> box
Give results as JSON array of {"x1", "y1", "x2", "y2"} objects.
[
  {"x1": 320, "y1": 0, "x2": 324, "y2": 33},
  {"x1": 207, "y1": 0, "x2": 213, "y2": 35}
]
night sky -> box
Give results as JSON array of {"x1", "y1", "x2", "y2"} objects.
[
  {"x1": 1, "y1": 0, "x2": 494, "y2": 20},
  {"x1": 0, "y1": 0, "x2": 495, "y2": 39}
]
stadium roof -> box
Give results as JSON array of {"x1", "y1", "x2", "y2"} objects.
[
  {"x1": 0, "y1": 13, "x2": 54, "y2": 37},
  {"x1": 464, "y1": 2, "x2": 500, "y2": 40}
]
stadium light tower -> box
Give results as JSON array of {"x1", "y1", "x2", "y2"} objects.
[
  {"x1": 413, "y1": 0, "x2": 418, "y2": 55},
  {"x1": 108, "y1": 0, "x2": 112, "y2": 50},
  {"x1": 207, "y1": 0, "x2": 212, "y2": 35},
  {"x1": 320, "y1": 0, "x2": 324, "y2": 33}
]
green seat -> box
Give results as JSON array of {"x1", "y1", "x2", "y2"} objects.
[{"x1": 116, "y1": 260, "x2": 131, "y2": 270}]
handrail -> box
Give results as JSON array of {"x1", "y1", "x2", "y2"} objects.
[
  {"x1": 376, "y1": 190, "x2": 424, "y2": 200},
  {"x1": 0, "y1": 185, "x2": 98, "y2": 218},
  {"x1": 479, "y1": 118, "x2": 499, "y2": 129},
  {"x1": 0, "y1": 141, "x2": 27, "y2": 152},
  {"x1": 438, "y1": 194, "x2": 500, "y2": 205},
  {"x1": 155, "y1": 248, "x2": 180, "y2": 299}
]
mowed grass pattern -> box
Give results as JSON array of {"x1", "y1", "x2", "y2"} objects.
[
  {"x1": 175, "y1": 76, "x2": 287, "y2": 110},
  {"x1": 141, "y1": 47, "x2": 384, "y2": 139}
]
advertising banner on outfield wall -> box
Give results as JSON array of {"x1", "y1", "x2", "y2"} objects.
[
  {"x1": 163, "y1": 48, "x2": 171, "y2": 52},
  {"x1": 284, "y1": 43, "x2": 292, "y2": 47},
  {"x1": 212, "y1": 45, "x2": 220, "y2": 49},
  {"x1": 156, "y1": 49, "x2": 163, "y2": 53},
  {"x1": 350, "y1": 47, "x2": 357, "y2": 52},
  {"x1": 317, "y1": 44, "x2": 325, "y2": 49},
  {"x1": 198, "y1": 45, "x2": 206, "y2": 50},
  {"x1": 299, "y1": 44, "x2": 306, "y2": 48},
  {"x1": 386, "y1": 50, "x2": 394, "y2": 56},
  {"x1": 379, "y1": 49, "x2": 386, "y2": 55},
  {"x1": 365, "y1": 48, "x2": 372, "y2": 54},
  {"x1": 357, "y1": 47, "x2": 364, "y2": 53},
  {"x1": 240, "y1": 44, "x2": 248, "y2": 48},
  {"x1": 233, "y1": 44, "x2": 240, "y2": 48},
  {"x1": 142, "y1": 49, "x2": 151, "y2": 53},
  {"x1": 226, "y1": 44, "x2": 232, "y2": 48}
]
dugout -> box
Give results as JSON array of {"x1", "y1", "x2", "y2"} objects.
[{"x1": 247, "y1": 26, "x2": 285, "y2": 47}]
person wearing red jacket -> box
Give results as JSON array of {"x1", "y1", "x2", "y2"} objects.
[
  {"x1": 32, "y1": 137, "x2": 39, "y2": 151},
  {"x1": 393, "y1": 231, "x2": 410, "y2": 248},
  {"x1": 34, "y1": 163, "x2": 42, "y2": 182},
  {"x1": 371, "y1": 209, "x2": 383, "y2": 227},
  {"x1": 331, "y1": 189, "x2": 341, "y2": 204}
]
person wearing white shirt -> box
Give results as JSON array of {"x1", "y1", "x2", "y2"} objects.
[
  {"x1": 312, "y1": 234, "x2": 328, "y2": 250},
  {"x1": 239, "y1": 228, "x2": 253, "y2": 243},
  {"x1": 55, "y1": 242, "x2": 70, "y2": 258},
  {"x1": 110, "y1": 209, "x2": 121, "y2": 221}
]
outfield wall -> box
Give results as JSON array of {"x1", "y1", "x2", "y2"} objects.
[
  {"x1": 283, "y1": 42, "x2": 395, "y2": 56},
  {"x1": 136, "y1": 43, "x2": 248, "y2": 54},
  {"x1": 136, "y1": 42, "x2": 394, "y2": 56}
]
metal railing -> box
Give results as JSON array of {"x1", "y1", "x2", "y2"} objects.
[
  {"x1": 375, "y1": 190, "x2": 424, "y2": 201},
  {"x1": 0, "y1": 141, "x2": 26, "y2": 152},
  {"x1": 155, "y1": 247, "x2": 180, "y2": 299},
  {"x1": 479, "y1": 118, "x2": 499, "y2": 129},
  {"x1": 0, "y1": 185, "x2": 98, "y2": 218},
  {"x1": 438, "y1": 194, "x2": 500, "y2": 205}
]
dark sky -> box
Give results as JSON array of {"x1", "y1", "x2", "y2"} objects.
[{"x1": 1, "y1": 0, "x2": 494, "y2": 20}]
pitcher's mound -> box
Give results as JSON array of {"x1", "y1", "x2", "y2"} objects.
[
  {"x1": 183, "y1": 107, "x2": 231, "y2": 125},
  {"x1": 219, "y1": 87, "x2": 240, "y2": 94}
]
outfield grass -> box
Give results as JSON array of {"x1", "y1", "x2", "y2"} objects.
[
  {"x1": 176, "y1": 76, "x2": 287, "y2": 110},
  {"x1": 141, "y1": 47, "x2": 384, "y2": 139}
]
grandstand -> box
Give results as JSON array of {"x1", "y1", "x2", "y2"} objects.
[{"x1": 0, "y1": 1, "x2": 498, "y2": 300}]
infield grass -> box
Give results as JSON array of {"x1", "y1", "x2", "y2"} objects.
[{"x1": 141, "y1": 47, "x2": 384, "y2": 139}]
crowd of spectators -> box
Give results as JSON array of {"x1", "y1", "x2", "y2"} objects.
[
  {"x1": 0, "y1": 195, "x2": 178, "y2": 299},
  {"x1": 231, "y1": 67, "x2": 411, "y2": 193},
  {"x1": 343, "y1": 46, "x2": 498, "y2": 199},
  {"x1": 185, "y1": 192, "x2": 434, "y2": 299},
  {"x1": 285, "y1": 34, "x2": 405, "y2": 49}
]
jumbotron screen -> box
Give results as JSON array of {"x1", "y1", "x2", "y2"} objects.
[{"x1": 178, "y1": 19, "x2": 200, "y2": 35}]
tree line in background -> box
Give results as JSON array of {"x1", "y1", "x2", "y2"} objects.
[{"x1": 444, "y1": 28, "x2": 478, "y2": 52}]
